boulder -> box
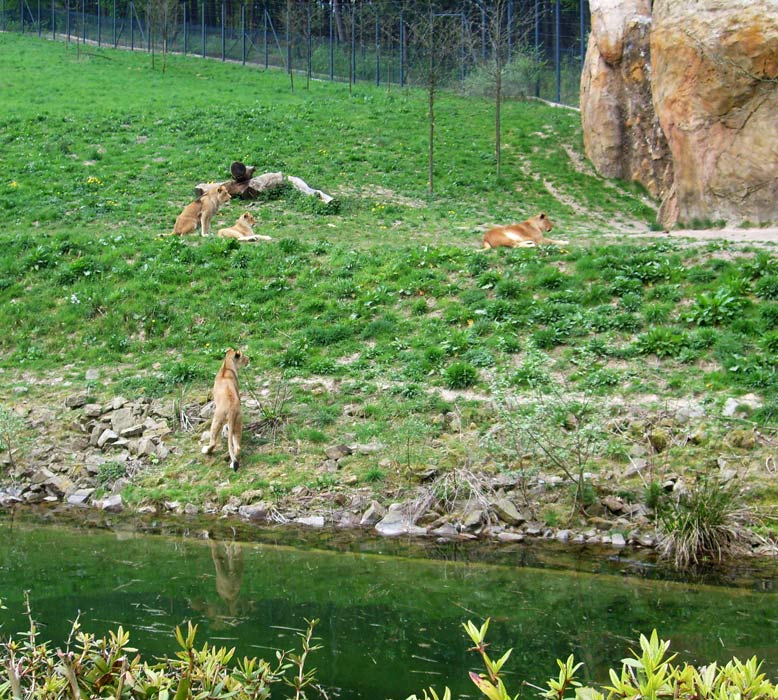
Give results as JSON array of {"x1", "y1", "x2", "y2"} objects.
[
  {"x1": 375, "y1": 504, "x2": 427, "y2": 537},
  {"x1": 651, "y1": 0, "x2": 778, "y2": 226},
  {"x1": 491, "y1": 498, "x2": 528, "y2": 526}
]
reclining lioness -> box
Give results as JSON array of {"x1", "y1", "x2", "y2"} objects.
[
  {"x1": 482, "y1": 213, "x2": 568, "y2": 248},
  {"x1": 202, "y1": 348, "x2": 249, "y2": 471}
]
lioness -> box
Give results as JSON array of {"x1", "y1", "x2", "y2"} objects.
[
  {"x1": 202, "y1": 348, "x2": 249, "y2": 471},
  {"x1": 217, "y1": 212, "x2": 272, "y2": 242},
  {"x1": 482, "y1": 213, "x2": 568, "y2": 249},
  {"x1": 173, "y1": 185, "x2": 231, "y2": 236}
]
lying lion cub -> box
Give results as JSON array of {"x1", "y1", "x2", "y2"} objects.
[
  {"x1": 217, "y1": 212, "x2": 272, "y2": 242},
  {"x1": 202, "y1": 348, "x2": 249, "y2": 471},
  {"x1": 482, "y1": 212, "x2": 568, "y2": 249},
  {"x1": 173, "y1": 185, "x2": 231, "y2": 236}
]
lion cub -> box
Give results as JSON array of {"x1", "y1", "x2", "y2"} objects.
[
  {"x1": 217, "y1": 212, "x2": 272, "y2": 242},
  {"x1": 173, "y1": 185, "x2": 231, "y2": 236},
  {"x1": 202, "y1": 348, "x2": 249, "y2": 471},
  {"x1": 482, "y1": 213, "x2": 568, "y2": 249}
]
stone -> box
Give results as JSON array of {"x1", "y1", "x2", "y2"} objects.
[
  {"x1": 84, "y1": 403, "x2": 103, "y2": 418},
  {"x1": 496, "y1": 531, "x2": 525, "y2": 543},
  {"x1": 296, "y1": 515, "x2": 325, "y2": 528},
  {"x1": 67, "y1": 488, "x2": 95, "y2": 505},
  {"x1": 491, "y1": 498, "x2": 527, "y2": 526},
  {"x1": 611, "y1": 532, "x2": 627, "y2": 547},
  {"x1": 97, "y1": 429, "x2": 119, "y2": 448},
  {"x1": 325, "y1": 444, "x2": 353, "y2": 461},
  {"x1": 85, "y1": 368, "x2": 100, "y2": 381},
  {"x1": 239, "y1": 502, "x2": 271, "y2": 521},
  {"x1": 602, "y1": 495, "x2": 625, "y2": 514},
  {"x1": 98, "y1": 494, "x2": 124, "y2": 513},
  {"x1": 119, "y1": 425, "x2": 144, "y2": 438},
  {"x1": 375, "y1": 505, "x2": 427, "y2": 537},
  {"x1": 430, "y1": 522, "x2": 459, "y2": 538},
  {"x1": 461, "y1": 509, "x2": 485, "y2": 530},
  {"x1": 360, "y1": 501, "x2": 386, "y2": 527},
  {"x1": 111, "y1": 408, "x2": 138, "y2": 434},
  {"x1": 184, "y1": 503, "x2": 199, "y2": 515},
  {"x1": 556, "y1": 529, "x2": 572, "y2": 543},
  {"x1": 65, "y1": 394, "x2": 88, "y2": 409}
]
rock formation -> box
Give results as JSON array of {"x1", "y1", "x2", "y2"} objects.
[
  {"x1": 581, "y1": 0, "x2": 778, "y2": 228},
  {"x1": 580, "y1": 0, "x2": 672, "y2": 199},
  {"x1": 651, "y1": 0, "x2": 778, "y2": 227}
]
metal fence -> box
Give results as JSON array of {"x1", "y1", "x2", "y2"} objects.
[{"x1": 2, "y1": 0, "x2": 589, "y2": 106}]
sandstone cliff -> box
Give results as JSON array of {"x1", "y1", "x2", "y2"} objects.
[{"x1": 581, "y1": 0, "x2": 778, "y2": 228}]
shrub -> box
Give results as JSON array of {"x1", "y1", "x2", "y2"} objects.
[
  {"x1": 0, "y1": 609, "x2": 322, "y2": 700},
  {"x1": 657, "y1": 477, "x2": 748, "y2": 569},
  {"x1": 755, "y1": 274, "x2": 778, "y2": 300},
  {"x1": 684, "y1": 287, "x2": 746, "y2": 326},
  {"x1": 444, "y1": 362, "x2": 479, "y2": 390},
  {"x1": 635, "y1": 327, "x2": 687, "y2": 358}
]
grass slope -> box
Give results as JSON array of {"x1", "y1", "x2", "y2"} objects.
[{"x1": 1, "y1": 33, "x2": 776, "y2": 529}]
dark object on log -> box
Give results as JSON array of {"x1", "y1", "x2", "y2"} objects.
[
  {"x1": 195, "y1": 163, "x2": 334, "y2": 204},
  {"x1": 230, "y1": 161, "x2": 256, "y2": 182}
]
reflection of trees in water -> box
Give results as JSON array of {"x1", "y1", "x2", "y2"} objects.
[{"x1": 190, "y1": 539, "x2": 250, "y2": 626}]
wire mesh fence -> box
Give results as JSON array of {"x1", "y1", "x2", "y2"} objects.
[{"x1": 2, "y1": 0, "x2": 589, "y2": 106}]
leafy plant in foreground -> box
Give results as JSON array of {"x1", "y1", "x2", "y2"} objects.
[
  {"x1": 0, "y1": 598, "x2": 323, "y2": 700},
  {"x1": 409, "y1": 621, "x2": 778, "y2": 700}
]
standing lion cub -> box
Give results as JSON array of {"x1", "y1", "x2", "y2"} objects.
[
  {"x1": 202, "y1": 348, "x2": 249, "y2": 471},
  {"x1": 173, "y1": 185, "x2": 231, "y2": 236},
  {"x1": 482, "y1": 212, "x2": 568, "y2": 248},
  {"x1": 217, "y1": 212, "x2": 272, "y2": 242}
]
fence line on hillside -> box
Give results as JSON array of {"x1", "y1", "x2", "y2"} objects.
[{"x1": 1, "y1": 0, "x2": 589, "y2": 106}]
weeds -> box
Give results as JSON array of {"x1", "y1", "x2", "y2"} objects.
[{"x1": 656, "y1": 476, "x2": 750, "y2": 569}]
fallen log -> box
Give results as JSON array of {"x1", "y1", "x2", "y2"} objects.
[{"x1": 196, "y1": 162, "x2": 334, "y2": 204}]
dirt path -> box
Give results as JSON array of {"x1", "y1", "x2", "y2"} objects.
[{"x1": 631, "y1": 227, "x2": 778, "y2": 245}]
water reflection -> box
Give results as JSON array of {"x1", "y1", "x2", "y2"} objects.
[
  {"x1": 190, "y1": 538, "x2": 248, "y2": 625},
  {"x1": 1, "y1": 511, "x2": 777, "y2": 700}
]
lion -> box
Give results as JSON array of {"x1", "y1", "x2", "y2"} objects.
[
  {"x1": 172, "y1": 185, "x2": 231, "y2": 236},
  {"x1": 201, "y1": 348, "x2": 249, "y2": 471},
  {"x1": 482, "y1": 213, "x2": 568, "y2": 249},
  {"x1": 217, "y1": 212, "x2": 272, "y2": 242}
]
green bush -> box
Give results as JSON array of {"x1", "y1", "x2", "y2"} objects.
[
  {"x1": 444, "y1": 361, "x2": 479, "y2": 389},
  {"x1": 657, "y1": 477, "x2": 747, "y2": 569}
]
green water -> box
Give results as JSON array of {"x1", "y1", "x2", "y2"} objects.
[{"x1": 1, "y1": 511, "x2": 777, "y2": 699}]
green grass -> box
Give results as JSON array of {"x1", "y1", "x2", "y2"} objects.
[{"x1": 1, "y1": 33, "x2": 777, "y2": 517}]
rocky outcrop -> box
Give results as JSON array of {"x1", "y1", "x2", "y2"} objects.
[
  {"x1": 580, "y1": 0, "x2": 673, "y2": 199},
  {"x1": 651, "y1": 0, "x2": 778, "y2": 227},
  {"x1": 581, "y1": 0, "x2": 778, "y2": 227}
]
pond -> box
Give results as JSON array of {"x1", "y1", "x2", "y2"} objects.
[{"x1": 1, "y1": 508, "x2": 777, "y2": 699}]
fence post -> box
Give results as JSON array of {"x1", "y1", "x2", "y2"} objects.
[
  {"x1": 307, "y1": 3, "x2": 312, "y2": 82},
  {"x1": 20, "y1": 0, "x2": 23, "y2": 33},
  {"x1": 201, "y1": 0, "x2": 205, "y2": 57},
  {"x1": 220, "y1": 0, "x2": 225, "y2": 60},
  {"x1": 507, "y1": 0, "x2": 513, "y2": 58},
  {"x1": 374, "y1": 8, "x2": 379, "y2": 86},
  {"x1": 534, "y1": 0, "x2": 540, "y2": 97},
  {"x1": 52, "y1": 0, "x2": 55, "y2": 39},
  {"x1": 112, "y1": 0, "x2": 116, "y2": 46},
  {"x1": 1, "y1": 0, "x2": 5, "y2": 34},
  {"x1": 66, "y1": 0, "x2": 70, "y2": 42},
  {"x1": 328, "y1": 0, "x2": 333, "y2": 80},
  {"x1": 555, "y1": 0, "x2": 561, "y2": 103},
  {"x1": 183, "y1": 2, "x2": 187, "y2": 53},
  {"x1": 129, "y1": 0, "x2": 133, "y2": 48},
  {"x1": 399, "y1": 8, "x2": 405, "y2": 87},
  {"x1": 263, "y1": 6, "x2": 268, "y2": 68},
  {"x1": 241, "y1": 2, "x2": 245, "y2": 64},
  {"x1": 350, "y1": 2, "x2": 355, "y2": 86},
  {"x1": 37, "y1": 0, "x2": 41, "y2": 37},
  {"x1": 580, "y1": 0, "x2": 586, "y2": 65},
  {"x1": 97, "y1": 0, "x2": 101, "y2": 45}
]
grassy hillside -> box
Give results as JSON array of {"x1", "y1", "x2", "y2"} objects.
[{"x1": 1, "y1": 33, "x2": 776, "y2": 535}]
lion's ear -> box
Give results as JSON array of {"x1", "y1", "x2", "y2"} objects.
[
  {"x1": 539, "y1": 212, "x2": 546, "y2": 219},
  {"x1": 235, "y1": 351, "x2": 241, "y2": 359}
]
